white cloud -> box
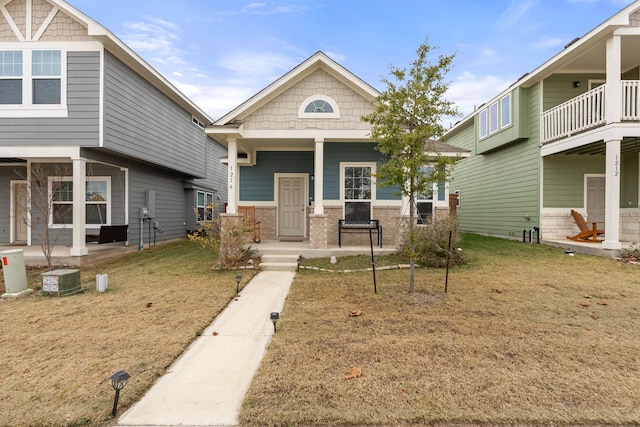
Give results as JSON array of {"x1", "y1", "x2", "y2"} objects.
[
  {"x1": 443, "y1": 71, "x2": 515, "y2": 127},
  {"x1": 216, "y1": 51, "x2": 299, "y2": 79},
  {"x1": 175, "y1": 82, "x2": 256, "y2": 121},
  {"x1": 532, "y1": 36, "x2": 564, "y2": 50},
  {"x1": 495, "y1": 0, "x2": 536, "y2": 29},
  {"x1": 218, "y1": 2, "x2": 306, "y2": 16},
  {"x1": 122, "y1": 18, "x2": 184, "y2": 62}
]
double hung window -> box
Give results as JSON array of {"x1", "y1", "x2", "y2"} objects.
[
  {"x1": 0, "y1": 49, "x2": 65, "y2": 115},
  {"x1": 342, "y1": 164, "x2": 373, "y2": 221},
  {"x1": 197, "y1": 191, "x2": 215, "y2": 221},
  {"x1": 50, "y1": 177, "x2": 110, "y2": 226}
]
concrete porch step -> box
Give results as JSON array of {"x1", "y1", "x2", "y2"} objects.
[{"x1": 259, "y1": 254, "x2": 299, "y2": 272}]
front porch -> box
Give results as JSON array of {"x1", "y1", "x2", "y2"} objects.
[{"x1": 0, "y1": 242, "x2": 136, "y2": 268}]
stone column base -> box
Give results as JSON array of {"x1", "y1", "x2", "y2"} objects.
[{"x1": 309, "y1": 214, "x2": 328, "y2": 249}]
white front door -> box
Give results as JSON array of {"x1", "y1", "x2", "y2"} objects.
[
  {"x1": 13, "y1": 181, "x2": 27, "y2": 242},
  {"x1": 586, "y1": 176, "x2": 605, "y2": 225},
  {"x1": 278, "y1": 176, "x2": 305, "y2": 237}
]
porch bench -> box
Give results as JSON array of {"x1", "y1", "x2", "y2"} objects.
[
  {"x1": 338, "y1": 219, "x2": 382, "y2": 248},
  {"x1": 86, "y1": 225, "x2": 128, "y2": 244}
]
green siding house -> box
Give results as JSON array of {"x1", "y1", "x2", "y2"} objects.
[{"x1": 443, "y1": 1, "x2": 640, "y2": 251}]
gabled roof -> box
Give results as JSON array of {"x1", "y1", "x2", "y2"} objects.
[
  {"x1": 50, "y1": 0, "x2": 212, "y2": 124},
  {"x1": 445, "y1": 0, "x2": 640, "y2": 136},
  {"x1": 427, "y1": 140, "x2": 471, "y2": 158},
  {"x1": 213, "y1": 51, "x2": 380, "y2": 125}
]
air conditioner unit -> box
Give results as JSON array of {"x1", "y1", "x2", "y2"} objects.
[{"x1": 41, "y1": 269, "x2": 82, "y2": 296}]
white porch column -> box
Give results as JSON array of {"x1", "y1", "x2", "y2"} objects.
[
  {"x1": 70, "y1": 157, "x2": 87, "y2": 256},
  {"x1": 605, "y1": 35, "x2": 622, "y2": 124},
  {"x1": 603, "y1": 138, "x2": 621, "y2": 250},
  {"x1": 227, "y1": 138, "x2": 238, "y2": 214},
  {"x1": 314, "y1": 138, "x2": 324, "y2": 215}
]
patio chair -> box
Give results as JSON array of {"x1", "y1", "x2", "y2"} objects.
[
  {"x1": 238, "y1": 206, "x2": 261, "y2": 243},
  {"x1": 567, "y1": 209, "x2": 604, "y2": 242}
]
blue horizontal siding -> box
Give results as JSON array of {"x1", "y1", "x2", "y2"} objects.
[
  {"x1": 240, "y1": 151, "x2": 314, "y2": 201},
  {"x1": 324, "y1": 142, "x2": 400, "y2": 200}
]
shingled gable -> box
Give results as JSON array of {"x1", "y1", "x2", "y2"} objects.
[{"x1": 211, "y1": 51, "x2": 380, "y2": 128}]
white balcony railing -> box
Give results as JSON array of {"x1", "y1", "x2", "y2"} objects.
[
  {"x1": 622, "y1": 80, "x2": 640, "y2": 120},
  {"x1": 541, "y1": 84, "x2": 605, "y2": 144},
  {"x1": 541, "y1": 81, "x2": 640, "y2": 144}
]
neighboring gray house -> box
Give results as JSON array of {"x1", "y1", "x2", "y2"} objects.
[{"x1": 0, "y1": 0, "x2": 227, "y2": 257}]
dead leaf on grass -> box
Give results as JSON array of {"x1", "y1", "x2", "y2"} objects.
[
  {"x1": 345, "y1": 367, "x2": 362, "y2": 379},
  {"x1": 591, "y1": 313, "x2": 599, "y2": 319},
  {"x1": 597, "y1": 301, "x2": 608, "y2": 306},
  {"x1": 584, "y1": 295, "x2": 592, "y2": 299},
  {"x1": 350, "y1": 310, "x2": 362, "y2": 317},
  {"x1": 580, "y1": 302, "x2": 590, "y2": 307},
  {"x1": 146, "y1": 302, "x2": 153, "y2": 308}
]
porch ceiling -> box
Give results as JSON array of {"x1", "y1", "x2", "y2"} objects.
[
  {"x1": 558, "y1": 137, "x2": 640, "y2": 156},
  {"x1": 555, "y1": 34, "x2": 640, "y2": 74},
  {"x1": 238, "y1": 138, "x2": 315, "y2": 152}
]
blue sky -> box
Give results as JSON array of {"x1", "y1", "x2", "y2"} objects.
[{"x1": 65, "y1": 0, "x2": 635, "y2": 124}]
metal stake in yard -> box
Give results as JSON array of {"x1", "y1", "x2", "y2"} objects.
[
  {"x1": 445, "y1": 230, "x2": 452, "y2": 293},
  {"x1": 369, "y1": 228, "x2": 377, "y2": 294}
]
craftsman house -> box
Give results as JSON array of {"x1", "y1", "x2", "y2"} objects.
[
  {"x1": 442, "y1": 1, "x2": 640, "y2": 251},
  {"x1": 207, "y1": 52, "x2": 467, "y2": 248},
  {"x1": 0, "y1": 0, "x2": 227, "y2": 257}
]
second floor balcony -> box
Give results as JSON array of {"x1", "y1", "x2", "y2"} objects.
[{"x1": 541, "y1": 81, "x2": 640, "y2": 145}]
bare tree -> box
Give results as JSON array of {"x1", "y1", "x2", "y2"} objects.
[{"x1": 16, "y1": 163, "x2": 73, "y2": 270}]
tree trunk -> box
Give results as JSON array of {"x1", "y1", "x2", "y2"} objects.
[{"x1": 409, "y1": 186, "x2": 415, "y2": 293}]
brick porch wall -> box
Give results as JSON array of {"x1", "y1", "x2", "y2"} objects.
[{"x1": 324, "y1": 205, "x2": 403, "y2": 247}]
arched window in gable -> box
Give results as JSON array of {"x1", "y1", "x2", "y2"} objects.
[{"x1": 298, "y1": 94, "x2": 340, "y2": 118}]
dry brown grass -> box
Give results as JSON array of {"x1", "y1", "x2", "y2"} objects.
[
  {"x1": 241, "y1": 235, "x2": 640, "y2": 426},
  {"x1": 0, "y1": 240, "x2": 254, "y2": 427}
]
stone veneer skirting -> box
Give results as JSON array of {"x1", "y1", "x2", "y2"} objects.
[{"x1": 541, "y1": 209, "x2": 640, "y2": 242}]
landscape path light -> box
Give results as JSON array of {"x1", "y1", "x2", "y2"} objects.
[
  {"x1": 235, "y1": 275, "x2": 242, "y2": 294},
  {"x1": 110, "y1": 370, "x2": 130, "y2": 417},
  {"x1": 270, "y1": 312, "x2": 280, "y2": 333}
]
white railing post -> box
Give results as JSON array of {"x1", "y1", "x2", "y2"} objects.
[{"x1": 541, "y1": 84, "x2": 607, "y2": 144}]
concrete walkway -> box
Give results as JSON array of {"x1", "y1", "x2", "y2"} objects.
[{"x1": 117, "y1": 270, "x2": 295, "y2": 427}]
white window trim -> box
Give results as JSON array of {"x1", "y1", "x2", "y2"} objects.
[
  {"x1": 500, "y1": 93, "x2": 512, "y2": 129},
  {"x1": 49, "y1": 176, "x2": 111, "y2": 227},
  {"x1": 479, "y1": 108, "x2": 488, "y2": 139},
  {"x1": 0, "y1": 47, "x2": 68, "y2": 118},
  {"x1": 488, "y1": 101, "x2": 499, "y2": 134},
  {"x1": 340, "y1": 162, "x2": 375, "y2": 220},
  {"x1": 196, "y1": 190, "x2": 215, "y2": 222},
  {"x1": 298, "y1": 94, "x2": 340, "y2": 118}
]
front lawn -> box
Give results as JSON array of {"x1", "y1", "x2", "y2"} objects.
[{"x1": 241, "y1": 235, "x2": 640, "y2": 425}]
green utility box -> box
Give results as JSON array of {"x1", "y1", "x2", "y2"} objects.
[{"x1": 41, "y1": 269, "x2": 82, "y2": 296}]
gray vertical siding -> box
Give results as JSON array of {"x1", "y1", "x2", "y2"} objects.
[
  {"x1": 129, "y1": 164, "x2": 190, "y2": 246},
  {"x1": 103, "y1": 52, "x2": 207, "y2": 178},
  {"x1": 0, "y1": 51, "x2": 100, "y2": 146}
]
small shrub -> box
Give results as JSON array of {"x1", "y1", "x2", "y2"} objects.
[
  {"x1": 400, "y1": 216, "x2": 465, "y2": 268},
  {"x1": 187, "y1": 212, "x2": 255, "y2": 269},
  {"x1": 618, "y1": 242, "x2": 640, "y2": 262}
]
